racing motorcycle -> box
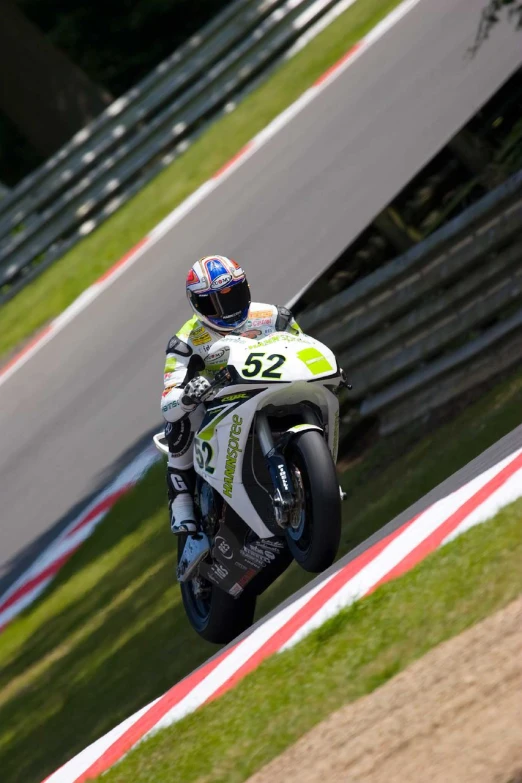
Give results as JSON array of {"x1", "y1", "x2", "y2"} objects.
[{"x1": 153, "y1": 330, "x2": 350, "y2": 644}]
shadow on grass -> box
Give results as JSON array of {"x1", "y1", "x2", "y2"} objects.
[{"x1": 0, "y1": 426, "x2": 160, "y2": 598}]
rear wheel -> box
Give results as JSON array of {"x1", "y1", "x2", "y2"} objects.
[
  {"x1": 285, "y1": 431, "x2": 341, "y2": 573},
  {"x1": 178, "y1": 537, "x2": 256, "y2": 644}
]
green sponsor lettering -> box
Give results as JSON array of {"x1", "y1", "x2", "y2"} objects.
[{"x1": 223, "y1": 414, "x2": 243, "y2": 498}]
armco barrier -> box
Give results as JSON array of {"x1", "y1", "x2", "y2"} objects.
[
  {"x1": 0, "y1": 0, "x2": 354, "y2": 303},
  {"x1": 300, "y1": 168, "x2": 522, "y2": 435}
]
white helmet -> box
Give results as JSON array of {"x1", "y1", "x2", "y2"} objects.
[{"x1": 186, "y1": 255, "x2": 250, "y2": 333}]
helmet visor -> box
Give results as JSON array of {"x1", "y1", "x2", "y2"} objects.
[{"x1": 190, "y1": 280, "x2": 250, "y2": 327}]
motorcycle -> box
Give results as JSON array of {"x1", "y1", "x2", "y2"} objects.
[{"x1": 153, "y1": 330, "x2": 349, "y2": 644}]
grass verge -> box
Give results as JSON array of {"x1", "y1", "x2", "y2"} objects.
[
  {"x1": 1, "y1": 363, "x2": 522, "y2": 782},
  {"x1": 0, "y1": 0, "x2": 402, "y2": 362},
  {"x1": 101, "y1": 498, "x2": 522, "y2": 782}
]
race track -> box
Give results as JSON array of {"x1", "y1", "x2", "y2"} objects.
[{"x1": 1, "y1": 0, "x2": 521, "y2": 593}]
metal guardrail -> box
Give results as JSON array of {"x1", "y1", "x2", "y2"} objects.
[
  {"x1": 0, "y1": 0, "x2": 350, "y2": 303},
  {"x1": 300, "y1": 169, "x2": 522, "y2": 436}
]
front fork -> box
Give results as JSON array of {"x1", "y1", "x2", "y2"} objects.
[{"x1": 255, "y1": 412, "x2": 297, "y2": 528}]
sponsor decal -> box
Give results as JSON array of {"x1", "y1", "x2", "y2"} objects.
[
  {"x1": 240, "y1": 329, "x2": 262, "y2": 339},
  {"x1": 162, "y1": 399, "x2": 179, "y2": 412},
  {"x1": 297, "y1": 347, "x2": 333, "y2": 375},
  {"x1": 192, "y1": 326, "x2": 211, "y2": 346},
  {"x1": 215, "y1": 536, "x2": 234, "y2": 560},
  {"x1": 214, "y1": 563, "x2": 229, "y2": 580},
  {"x1": 223, "y1": 414, "x2": 243, "y2": 498},
  {"x1": 278, "y1": 463, "x2": 289, "y2": 491},
  {"x1": 240, "y1": 539, "x2": 284, "y2": 569},
  {"x1": 256, "y1": 333, "x2": 299, "y2": 347},
  {"x1": 211, "y1": 272, "x2": 233, "y2": 289},
  {"x1": 250, "y1": 309, "x2": 273, "y2": 319},
  {"x1": 162, "y1": 386, "x2": 176, "y2": 397},
  {"x1": 221, "y1": 393, "x2": 248, "y2": 402},
  {"x1": 170, "y1": 474, "x2": 187, "y2": 492},
  {"x1": 206, "y1": 348, "x2": 227, "y2": 363}
]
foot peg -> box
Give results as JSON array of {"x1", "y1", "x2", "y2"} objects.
[
  {"x1": 171, "y1": 521, "x2": 198, "y2": 535},
  {"x1": 339, "y1": 486, "x2": 347, "y2": 501},
  {"x1": 177, "y1": 534, "x2": 210, "y2": 582}
]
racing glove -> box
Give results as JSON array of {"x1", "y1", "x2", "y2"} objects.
[{"x1": 181, "y1": 376, "x2": 212, "y2": 410}]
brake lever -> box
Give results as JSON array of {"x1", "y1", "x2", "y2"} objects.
[
  {"x1": 183, "y1": 367, "x2": 233, "y2": 407},
  {"x1": 214, "y1": 367, "x2": 232, "y2": 385},
  {"x1": 339, "y1": 369, "x2": 352, "y2": 391}
]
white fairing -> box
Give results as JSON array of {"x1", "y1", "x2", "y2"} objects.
[{"x1": 194, "y1": 333, "x2": 341, "y2": 538}]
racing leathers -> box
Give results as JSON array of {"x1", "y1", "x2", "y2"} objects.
[{"x1": 161, "y1": 303, "x2": 301, "y2": 534}]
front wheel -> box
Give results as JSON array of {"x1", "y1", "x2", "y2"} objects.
[{"x1": 285, "y1": 431, "x2": 341, "y2": 573}]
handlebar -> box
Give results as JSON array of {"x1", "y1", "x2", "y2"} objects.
[
  {"x1": 181, "y1": 367, "x2": 233, "y2": 407},
  {"x1": 339, "y1": 369, "x2": 353, "y2": 391}
]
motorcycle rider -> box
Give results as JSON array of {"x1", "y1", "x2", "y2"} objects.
[{"x1": 161, "y1": 255, "x2": 301, "y2": 535}]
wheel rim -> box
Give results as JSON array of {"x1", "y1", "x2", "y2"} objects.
[
  {"x1": 184, "y1": 577, "x2": 212, "y2": 623},
  {"x1": 287, "y1": 463, "x2": 313, "y2": 553}
]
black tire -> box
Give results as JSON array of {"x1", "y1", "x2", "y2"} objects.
[
  {"x1": 178, "y1": 538, "x2": 256, "y2": 645},
  {"x1": 285, "y1": 431, "x2": 341, "y2": 573}
]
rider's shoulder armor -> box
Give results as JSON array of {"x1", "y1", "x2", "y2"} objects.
[
  {"x1": 166, "y1": 333, "x2": 192, "y2": 357},
  {"x1": 171, "y1": 315, "x2": 215, "y2": 354}
]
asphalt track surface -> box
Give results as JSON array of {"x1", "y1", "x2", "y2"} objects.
[{"x1": 1, "y1": 0, "x2": 521, "y2": 595}]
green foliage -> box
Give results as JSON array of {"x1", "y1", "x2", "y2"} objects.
[
  {"x1": 16, "y1": 0, "x2": 233, "y2": 95},
  {"x1": 470, "y1": 1, "x2": 522, "y2": 55},
  {"x1": 2, "y1": 2, "x2": 234, "y2": 183}
]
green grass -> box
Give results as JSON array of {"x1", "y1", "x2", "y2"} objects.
[
  {"x1": 98, "y1": 498, "x2": 522, "y2": 783},
  {"x1": 0, "y1": 0, "x2": 402, "y2": 362},
  {"x1": 1, "y1": 362, "x2": 522, "y2": 783}
]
